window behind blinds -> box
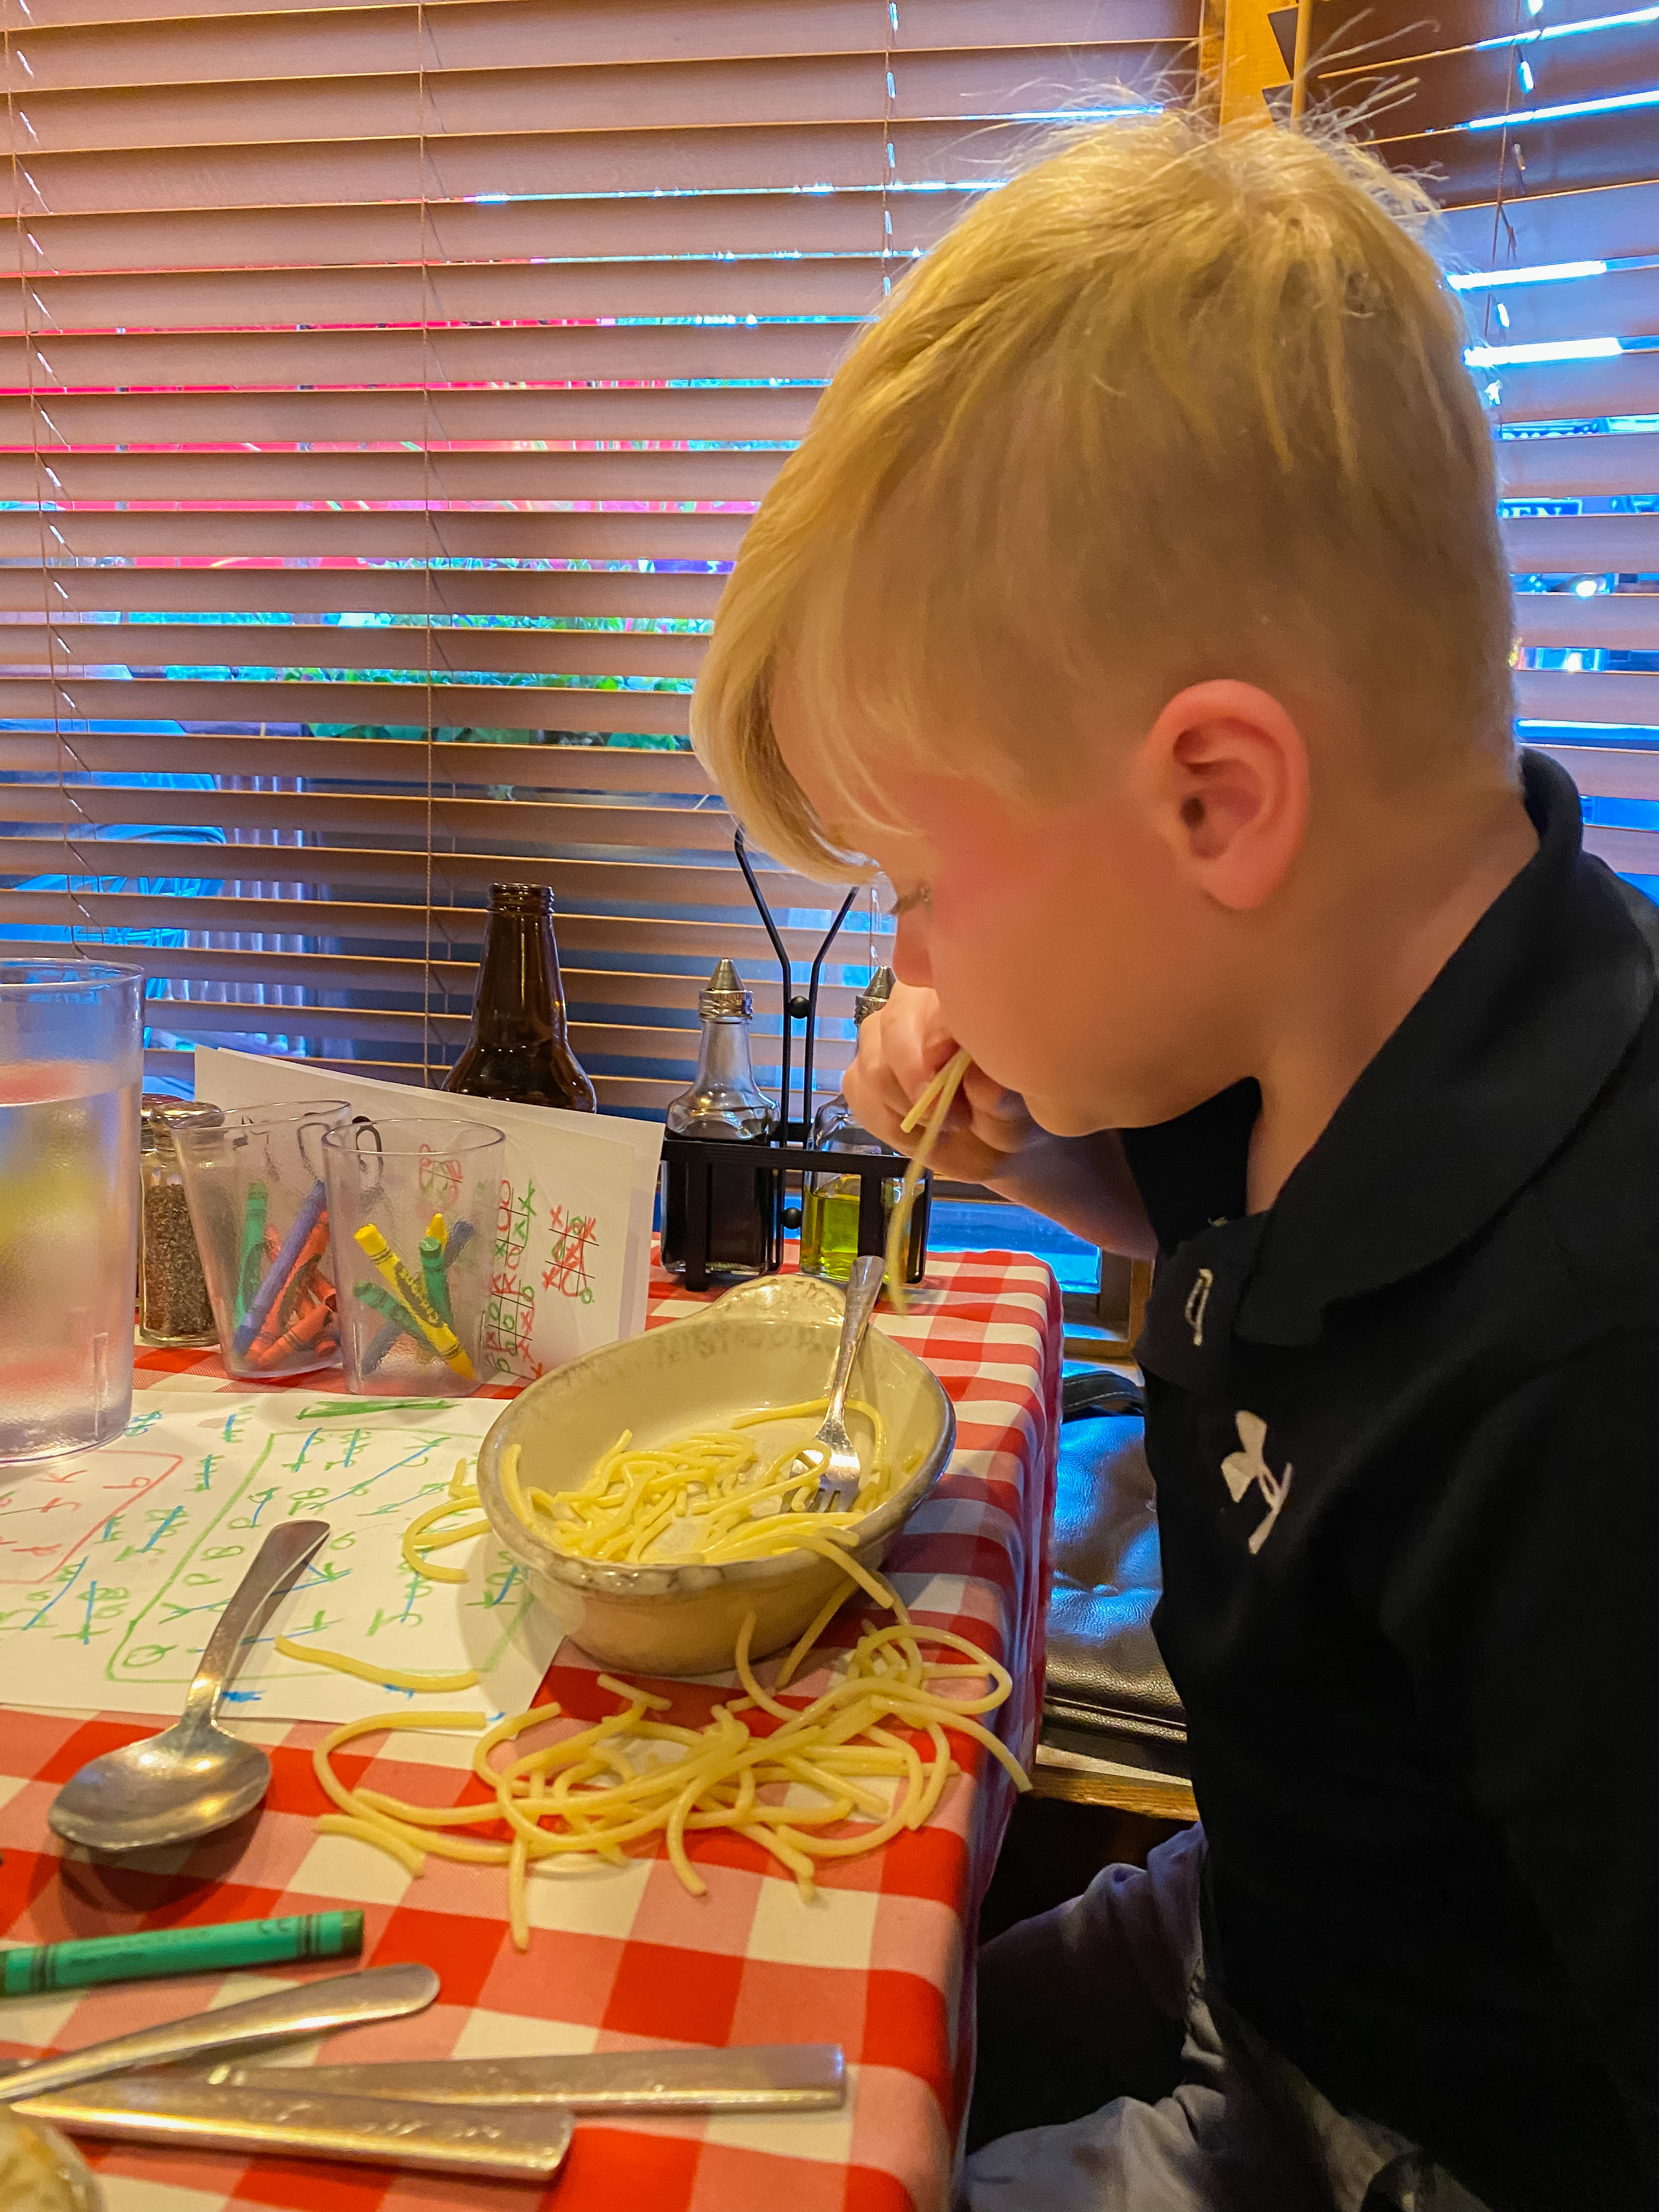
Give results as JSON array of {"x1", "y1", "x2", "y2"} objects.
[
  {"x1": 0, "y1": 0, "x2": 1199, "y2": 1110},
  {"x1": 1289, "y1": 0, "x2": 1659, "y2": 884}
]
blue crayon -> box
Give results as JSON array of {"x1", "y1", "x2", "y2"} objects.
[{"x1": 230, "y1": 1178, "x2": 327, "y2": 1358}]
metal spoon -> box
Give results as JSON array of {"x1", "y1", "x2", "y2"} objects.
[
  {"x1": 47, "y1": 1518, "x2": 329, "y2": 1854},
  {"x1": 801, "y1": 1253, "x2": 885, "y2": 1513}
]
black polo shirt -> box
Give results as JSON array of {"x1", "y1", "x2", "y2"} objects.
[{"x1": 1119, "y1": 752, "x2": 1659, "y2": 2212}]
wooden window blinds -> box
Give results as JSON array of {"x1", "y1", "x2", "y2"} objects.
[
  {"x1": 0, "y1": 0, "x2": 1199, "y2": 1109},
  {"x1": 1289, "y1": 0, "x2": 1659, "y2": 883}
]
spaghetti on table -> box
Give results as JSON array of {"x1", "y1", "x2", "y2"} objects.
[{"x1": 306, "y1": 1433, "x2": 1031, "y2": 1943}]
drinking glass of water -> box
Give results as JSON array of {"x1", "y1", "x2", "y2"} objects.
[{"x1": 0, "y1": 962, "x2": 143, "y2": 1462}]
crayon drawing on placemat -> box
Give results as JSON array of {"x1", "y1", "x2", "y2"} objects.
[{"x1": 0, "y1": 1395, "x2": 558, "y2": 1725}]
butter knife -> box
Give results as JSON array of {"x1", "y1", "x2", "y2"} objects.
[
  {"x1": 10, "y1": 2074, "x2": 573, "y2": 2181},
  {"x1": 0, "y1": 1963, "x2": 438, "y2": 2103},
  {"x1": 218, "y1": 2041, "x2": 847, "y2": 2112}
]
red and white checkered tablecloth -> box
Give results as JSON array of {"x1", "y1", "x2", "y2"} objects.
[{"x1": 1, "y1": 1249, "x2": 1062, "y2": 2212}]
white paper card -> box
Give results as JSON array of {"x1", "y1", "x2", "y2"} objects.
[
  {"x1": 193, "y1": 1046, "x2": 663, "y2": 1378},
  {"x1": 0, "y1": 1393, "x2": 558, "y2": 1724}
]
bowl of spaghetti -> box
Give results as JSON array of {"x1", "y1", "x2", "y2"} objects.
[{"x1": 475, "y1": 1273, "x2": 955, "y2": 1676}]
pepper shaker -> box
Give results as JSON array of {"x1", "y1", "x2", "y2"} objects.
[{"x1": 138, "y1": 1097, "x2": 222, "y2": 1346}]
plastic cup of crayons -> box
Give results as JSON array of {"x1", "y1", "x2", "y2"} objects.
[
  {"x1": 174, "y1": 1099, "x2": 350, "y2": 1380},
  {"x1": 321, "y1": 1117, "x2": 501, "y2": 1397}
]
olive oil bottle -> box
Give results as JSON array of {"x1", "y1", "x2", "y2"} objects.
[{"x1": 800, "y1": 967, "x2": 923, "y2": 1284}]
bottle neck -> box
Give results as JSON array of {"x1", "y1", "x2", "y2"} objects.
[{"x1": 470, "y1": 902, "x2": 567, "y2": 1046}]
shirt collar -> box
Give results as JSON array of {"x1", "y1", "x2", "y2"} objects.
[{"x1": 1233, "y1": 749, "x2": 1655, "y2": 1348}]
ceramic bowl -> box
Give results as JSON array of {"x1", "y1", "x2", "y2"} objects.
[{"x1": 475, "y1": 1275, "x2": 955, "y2": 1677}]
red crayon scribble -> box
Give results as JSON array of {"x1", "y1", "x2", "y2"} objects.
[
  {"x1": 543, "y1": 1204, "x2": 598, "y2": 1305},
  {"x1": 482, "y1": 1175, "x2": 541, "y2": 1379},
  {"x1": 0, "y1": 1454, "x2": 182, "y2": 1586}
]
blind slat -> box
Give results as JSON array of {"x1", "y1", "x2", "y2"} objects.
[
  {"x1": 1537, "y1": 744, "x2": 1659, "y2": 803},
  {"x1": 133, "y1": 1048, "x2": 698, "y2": 1114},
  {"x1": 1500, "y1": 430, "x2": 1659, "y2": 501},
  {"x1": 0, "y1": 189, "x2": 973, "y2": 275},
  {"x1": 0, "y1": 628, "x2": 708, "y2": 685},
  {"x1": 0, "y1": 451, "x2": 784, "y2": 507},
  {"x1": 0, "y1": 631, "x2": 709, "y2": 691},
  {"x1": 0, "y1": 387, "x2": 819, "y2": 448},
  {"x1": 130, "y1": 1049, "x2": 693, "y2": 1113},
  {"x1": 0, "y1": 738, "x2": 720, "y2": 791},
  {"x1": 0, "y1": 674, "x2": 695, "y2": 735},
  {"x1": 71, "y1": 996, "x2": 854, "y2": 1067},
  {"x1": 1500, "y1": 514, "x2": 1659, "y2": 574},
  {"x1": 1514, "y1": 668, "x2": 1659, "y2": 724},
  {"x1": 1, "y1": 117, "x2": 1079, "y2": 213},
  {"x1": 1515, "y1": 596, "x2": 1659, "y2": 653},
  {"x1": 0, "y1": 570, "x2": 729, "y2": 622},
  {"x1": 1439, "y1": 178, "x2": 1659, "y2": 267},
  {"x1": 4, "y1": 608, "x2": 1648, "y2": 691},
  {"x1": 1463, "y1": 264, "x2": 1659, "y2": 352},
  {"x1": 1, "y1": 887, "x2": 874, "y2": 967},
  {"x1": 0, "y1": 514, "x2": 749, "y2": 561},
  {"x1": 1585, "y1": 825, "x2": 1659, "y2": 874},
  {"x1": 0, "y1": 833, "x2": 818, "y2": 908},
  {"x1": 6, "y1": 320, "x2": 846, "y2": 385},
  {"x1": 0, "y1": 783, "x2": 737, "y2": 849},
  {"x1": 1486, "y1": 353, "x2": 1659, "y2": 427},
  {"x1": 5, "y1": 257, "x2": 887, "y2": 333},
  {"x1": 0, "y1": 936, "x2": 870, "y2": 1020},
  {"x1": 1374, "y1": 112, "x2": 1659, "y2": 211},
  {"x1": 1320, "y1": 23, "x2": 1659, "y2": 143},
  {"x1": 2, "y1": 0, "x2": 1194, "y2": 84},
  {"x1": 0, "y1": 622, "x2": 707, "y2": 684}
]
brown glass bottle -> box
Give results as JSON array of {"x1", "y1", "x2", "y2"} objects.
[{"x1": 444, "y1": 883, "x2": 597, "y2": 1111}]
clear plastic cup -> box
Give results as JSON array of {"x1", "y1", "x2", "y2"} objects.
[
  {"x1": 0, "y1": 961, "x2": 142, "y2": 1462},
  {"x1": 175, "y1": 1099, "x2": 349, "y2": 1380},
  {"x1": 322, "y1": 1117, "x2": 502, "y2": 1397}
]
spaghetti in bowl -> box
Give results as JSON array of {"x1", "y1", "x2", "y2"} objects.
[{"x1": 475, "y1": 1274, "x2": 954, "y2": 1676}]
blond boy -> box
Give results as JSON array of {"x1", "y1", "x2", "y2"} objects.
[{"x1": 693, "y1": 112, "x2": 1659, "y2": 2212}]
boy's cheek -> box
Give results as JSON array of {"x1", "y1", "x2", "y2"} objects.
[{"x1": 891, "y1": 909, "x2": 932, "y2": 990}]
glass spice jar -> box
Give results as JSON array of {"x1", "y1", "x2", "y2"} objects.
[{"x1": 138, "y1": 1096, "x2": 222, "y2": 1346}]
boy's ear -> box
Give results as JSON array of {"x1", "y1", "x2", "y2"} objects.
[{"x1": 1136, "y1": 680, "x2": 1309, "y2": 912}]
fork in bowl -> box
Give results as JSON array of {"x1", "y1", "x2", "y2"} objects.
[{"x1": 798, "y1": 1254, "x2": 885, "y2": 1513}]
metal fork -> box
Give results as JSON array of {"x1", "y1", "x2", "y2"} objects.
[{"x1": 799, "y1": 1253, "x2": 885, "y2": 1513}]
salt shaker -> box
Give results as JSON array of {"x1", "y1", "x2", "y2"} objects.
[{"x1": 138, "y1": 1097, "x2": 222, "y2": 1346}]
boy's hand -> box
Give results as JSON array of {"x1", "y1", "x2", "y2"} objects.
[{"x1": 843, "y1": 982, "x2": 1039, "y2": 1183}]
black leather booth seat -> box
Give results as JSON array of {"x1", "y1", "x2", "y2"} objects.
[{"x1": 1044, "y1": 1400, "x2": 1190, "y2": 1783}]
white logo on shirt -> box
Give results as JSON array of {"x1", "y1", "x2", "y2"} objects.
[
  {"x1": 1183, "y1": 1267, "x2": 1215, "y2": 1346},
  {"x1": 1221, "y1": 1410, "x2": 1294, "y2": 1555}
]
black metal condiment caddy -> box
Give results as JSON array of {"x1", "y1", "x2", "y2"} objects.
[{"x1": 660, "y1": 829, "x2": 933, "y2": 1294}]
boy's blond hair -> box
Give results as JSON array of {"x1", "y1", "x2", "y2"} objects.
[{"x1": 691, "y1": 110, "x2": 1515, "y2": 883}]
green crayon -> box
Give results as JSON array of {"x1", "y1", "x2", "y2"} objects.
[
  {"x1": 1, "y1": 1910, "x2": 364, "y2": 1997},
  {"x1": 235, "y1": 1180, "x2": 269, "y2": 1323},
  {"x1": 419, "y1": 1234, "x2": 454, "y2": 1329},
  {"x1": 353, "y1": 1278, "x2": 427, "y2": 1341}
]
